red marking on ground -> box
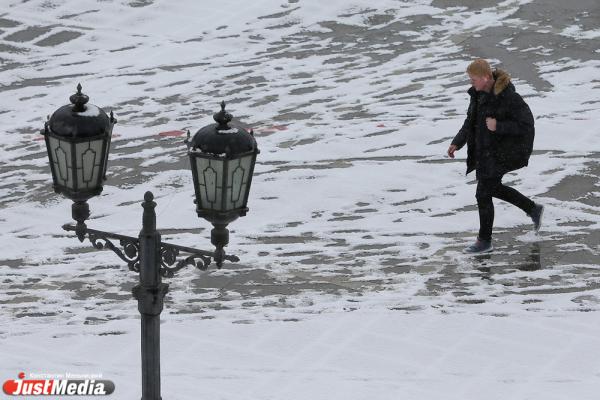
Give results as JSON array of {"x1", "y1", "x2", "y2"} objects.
[
  {"x1": 158, "y1": 130, "x2": 186, "y2": 137},
  {"x1": 256, "y1": 125, "x2": 287, "y2": 134},
  {"x1": 377, "y1": 123, "x2": 386, "y2": 128}
]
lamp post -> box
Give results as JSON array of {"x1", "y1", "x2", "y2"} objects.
[{"x1": 41, "y1": 85, "x2": 259, "y2": 400}]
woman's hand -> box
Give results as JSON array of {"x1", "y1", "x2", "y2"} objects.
[
  {"x1": 486, "y1": 117, "x2": 497, "y2": 132},
  {"x1": 447, "y1": 144, "x2": 458, "y2": 158}
]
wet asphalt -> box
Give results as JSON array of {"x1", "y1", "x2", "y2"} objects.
[{"x1": 0, "y1": 0, "x2": 598, "y2": 324}]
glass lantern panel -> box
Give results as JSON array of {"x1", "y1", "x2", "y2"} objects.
[
  {"x1": 101, "y1": 132, "x2": 112, "y2": 179},
  {"x1": 224, "y1": 154, "x2": 253, "y2": 211},
  {"x1": 75, "y1": 139, "x2": 105, "y2": 190},
  {"x1": 48, "y1": 136, "x2": 74, "y2": 189},
  {"x1": 194, "y1": 157, "x2": 224, "y2": 211}
]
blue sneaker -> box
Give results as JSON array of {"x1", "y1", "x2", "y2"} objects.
[
  {"x1": 529, "y1": 203, "x2": 544, "y2": 232},
  {"x1": 464, "y1": 238, "x2": 493, "y2": 254}
]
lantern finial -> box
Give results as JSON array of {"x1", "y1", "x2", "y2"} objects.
[
  {"x1": 213, "y1": 100, "x2": 233, "y2": 129},
  {"x1": 70, "y1": 83, "x2": 89, "y2": 112}
]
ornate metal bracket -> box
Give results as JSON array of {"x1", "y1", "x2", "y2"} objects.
[
  {"x1": 158, "y1": 241, "x2": 239, "y2": 278},
  {"x1": 90, "y1": 230, "x2": 141, "y2": 272},
  {"x1": 62, "y1": 224, "x2": 239, "y2": 277}
]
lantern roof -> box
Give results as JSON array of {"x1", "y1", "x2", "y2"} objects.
[
  {"x1": 189, "y1": 101, "x2": 257, "y2": 158},
  {"x1": 46, "y1": 84, "x2": 114, "y2": 138}
]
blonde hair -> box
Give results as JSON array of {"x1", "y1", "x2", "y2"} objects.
[{"x1": 467, "y1": 58, "x2": 492, "y2": 78}]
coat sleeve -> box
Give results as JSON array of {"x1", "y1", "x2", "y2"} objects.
[
  {"x1": 451, "y1": 98, "x2": 474, "y2": 150},
  {"x1": 495, "y1": 93, "x2": 534, "y2": 136}
]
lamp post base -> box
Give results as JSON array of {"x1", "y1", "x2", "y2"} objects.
[{"x1": 133, "y1": 283, "x2": 168, "y2": 400}]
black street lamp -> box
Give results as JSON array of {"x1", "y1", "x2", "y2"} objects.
[
  {"x1": 43, "y1": 83, "x2": 116, "y2": 241},
  {"x1": 41, "y1": 85, "x2": 259, "y2": 400},
  {"x1": 186, "y1": 101, "x2": 259, "y2": 268}
]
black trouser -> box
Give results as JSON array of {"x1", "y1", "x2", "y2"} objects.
[{"x1": 476, "y1": 176, "x2": 535, "y2": 241}]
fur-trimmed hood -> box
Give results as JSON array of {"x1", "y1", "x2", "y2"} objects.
[
  {"x1": 467, "y1": 68, "x2": 514, "y2": 97},
  {"x1": 492, "y1": 69, "x2": 512, "y2": 95}
]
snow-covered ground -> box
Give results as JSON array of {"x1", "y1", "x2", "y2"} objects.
[
  {"x1": 1, "y1": 0, "x2": 599, "y2": 399},
  {"x1": 4, "y1": 311, "x2": 600, "y2": 400}
]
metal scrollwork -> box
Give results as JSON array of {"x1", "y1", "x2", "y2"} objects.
[
  {"x1": 63, "y1": 223, "x2": 238, "y2": 278},
  {"x1": 87, "y1": 231, "x2": 141, "y2": 272},
  {"x1": 160, "y1": 246, "x2": 179, "y2": 268},
  {"x1": 159, "y1": 244, "x2": 212, "y2": 278}
]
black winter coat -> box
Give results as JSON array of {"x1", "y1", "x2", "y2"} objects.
[{"x1": 451, "y1": 69, "x2": 535, "y2": 178}]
